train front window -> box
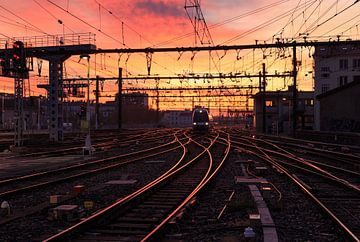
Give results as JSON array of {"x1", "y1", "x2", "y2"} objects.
[{"x1": 194, "y1": 112, "x2": 209, "y2": 122}]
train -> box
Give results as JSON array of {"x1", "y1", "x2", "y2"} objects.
[{"x1": 192, "y1": 108, "x2": 210, "y2": 131}]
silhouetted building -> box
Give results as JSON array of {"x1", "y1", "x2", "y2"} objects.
[
  {"x1": 253, "y1": 86, "x2": 314, "y2": 135},
  {"x1": 316, "y1": 80, "x2": 360, "y2": 132},
  {"x1": 0, "y1": 93, "x2": 47, "y2": 130},
  {"x1": 120, "y1": 92, "x2": 149, "y2": 109},
  {"x1": 160, "y1": 110, "x2": 192, "y2": 127},
  {"x1": 314, "y1": 43, "x2": 360, "y2": 130}
]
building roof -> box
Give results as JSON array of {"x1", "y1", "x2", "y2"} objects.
[
  {"x1": 253, "y1": 90, "x2": 313, "y2": 99},
  {"x1": 316, "y1": 80, "x2": 360, "y2": 100}
]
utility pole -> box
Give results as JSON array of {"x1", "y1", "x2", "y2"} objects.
[
  {"x1": 118, "y1": 68, "x2": 122, "y2": 129},
  {"x1": 155, "y1": 78, "x2": 160, "y2": 124},
  {"x1": 292, "y1": 44, "x2": 297, "y2": 137},
  {"x1": 37, "y1": 97, "x2": 41, "y2": 130},
  {"x1": 261, "y1": 63, "x2": 267, "y2": 134},
  {"x1": 1, "y1": 94, "x2": 4, "y2": 129},
  {"x1": 95, "y1": 75, "x2": 99, "y2": 130}
]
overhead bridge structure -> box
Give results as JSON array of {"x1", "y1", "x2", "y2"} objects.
[{"x1": 1, "y1": 33, "x2": 360, "y2": 142}]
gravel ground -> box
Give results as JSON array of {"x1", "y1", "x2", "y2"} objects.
[
  {"x1": 0, "y1": 130, "x2": 354, "y2": 241},
  {"x1": 164, "y1": 141, "x2": 349, "y2": 242},
  {"x1": 0, "y1": 143, "x2": 191, "y2": 241},
  {"x1": 243, "y1": 152, "x2": 348, "y2": 242},
  {"x1": 164, "y1": 143, "x2": 264, "y2": 241}
]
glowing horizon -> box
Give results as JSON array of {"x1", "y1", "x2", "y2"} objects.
[{"x1": 0, "y1": 0, "x2": 359, "y2": 112}]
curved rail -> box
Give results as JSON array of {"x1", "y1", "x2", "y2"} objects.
[
  {"x1": 0, "y1": 131, "x2": 188, "y2": 199},
  {"x1": 43, "y1": 132, "x2": 223, "y2": 242},
  {"x1": 231, "y1": 136, "x2": 359, "y2": 242}
]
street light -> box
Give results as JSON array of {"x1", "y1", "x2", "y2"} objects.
[{"x1": 80, "y1": 54, "x2": 93, "y2": 155}]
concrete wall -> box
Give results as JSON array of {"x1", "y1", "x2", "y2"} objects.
[{"x1": 320, "y1": 84, "x2": 360, "y2": 132}]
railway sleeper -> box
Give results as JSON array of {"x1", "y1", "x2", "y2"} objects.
[
  {"x1": 124, "y1": 212, "x2": 164, "y2": 218},
  {"x1": 78, "y1": 234, "x2": 143, "y2": 241},
  {"x1": 131, "y1": 208, "x2": 169, "y2": 214},
  {"x1": 138, "y1": 204, "x2": 174, "y2": 209},
  {"x1": 154, "y1": 190, "x2": 190, "y2": 195},
  {"x1": 107, "y1": 222, "x2": 153, "y2": 230},
  {"x1": 143, "y1": 201, "x2": 178, "y2": 206},
  {"x1": 117, "y1": 217, "x2": 159, "y2": 223},
  {"x1": 90, "y1": 229, "x2": 148, "y2": 235},
  {"x1": 149, "y1": 197, "x2": 182, "y2": 202}
]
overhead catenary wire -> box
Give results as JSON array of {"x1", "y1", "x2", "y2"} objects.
[
  {"x1": 306, "y1": 0, "x2": 360, "y2": 34},
  {"x1": 222, "y1": 0, "x2": 318, "y2": 44},
  {"x1": 32, "y1": 0, "x2": 75, "y2": 34},
  {"x1": 153, "y1": 0, "x2": 292, "y2": 47},
  {"x1": 47, "y1": 0, "x2": 178, "y2": 75},
  {"x1": 0, "y1": 4, "x2": 48, "y2": 35}
]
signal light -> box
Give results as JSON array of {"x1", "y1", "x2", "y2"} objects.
[
  {"x1": 13, "y1": 54, "x2": 20, "y2": 61},
  {"x1": 12, "y1": 41, "x2": 25, "y2": 69}
]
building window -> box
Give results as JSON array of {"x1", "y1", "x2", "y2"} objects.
[
  {"x1": 321, "y1": 84, "x2": 330, "y2": 93},
  {"x1": 320, "y1": 67, "x2": 330, "y2": 72},
  {"x1": 353, "y1": 59, "x2": 360, "y2": 68},
  {"x1": 340, "y1": 59, "x2": 348, "y2": 70},
  {"x1": 305, "y1": 99, "x2": 314, "y2": 106},
  {"x1": 265, "y1": 100, "x2": 274, "y2": 107},
  {"x1": 339, "y1": 76, "x2": 348, "y2": 86},
  {"x1": 320, "y1": 73, "x2": 330, "y2": 79}
]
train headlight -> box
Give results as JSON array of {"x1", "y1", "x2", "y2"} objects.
[
  {"x1": 205, "y1": 122, "x2": 209, "y2": 125},
  {"x1": 193, "y1": 122, "x2": 197, "y2": 125}
]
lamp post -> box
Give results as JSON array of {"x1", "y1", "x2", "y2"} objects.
[{"x1": 80, "y1": 54, "x2": 93, "y2": 155}]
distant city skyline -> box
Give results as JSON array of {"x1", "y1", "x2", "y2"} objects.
[{"x1": 0, "y1": 0, "x2": 359, "y2": 110}]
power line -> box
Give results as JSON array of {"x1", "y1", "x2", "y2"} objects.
[
  {"x1": 153, "y1": 0, "x2": 291, "y2": 47},
  {"x1": 307, "y1": 0, "x2": 360, "y2": 34},
  {"x1": 32, "y1": 0, "x2": 75, "y2": 33},
  {"x1": 222, "y1": 0, "x2": 318, "y2": 44},
  {"x1": 47, "y1": 0, "x2": 177, "y2": 75},
  {"x1": 0, "y1": 4, "x2": 48, "y2": 34}
]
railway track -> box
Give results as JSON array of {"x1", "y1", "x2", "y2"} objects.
[
  {"x1": 2, "y1": 128, "x2": 176, "y2": 160},
  {"x1": 230, "y1": 134, "x2": 360, "y2": 241},
  {"x1": 0, "y1": 131, "x2": 189, "y2": 201},
  {"x1": 229, "y1": 133, "x2": 360, "y2": 184},
  {"x1": 42, "y1": 131, "x2": 231, "y2": 241}
]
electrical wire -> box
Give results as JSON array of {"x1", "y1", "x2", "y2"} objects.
[
  {"x1": 0, "y1": 4, "x2": 48, "y2": 34},
  {"x1": 32, "y1": 0, "x2": 75, "y2": 33},
  {"x1": 47, "y1": 0, "x2": 177, "y2": 75}
]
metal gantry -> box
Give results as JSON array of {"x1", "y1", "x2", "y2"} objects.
[{"x1": 2, "y1": 36, "x2": 360, "y2": 141}]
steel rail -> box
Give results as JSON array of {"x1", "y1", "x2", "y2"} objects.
[
  {"x1": 231, "y1": 137, "x2": 360, "y2": 193},
  {"x1": 0, "y1": 132, "x2": 189, "y2": 198},
  {"x1": 142, "y1": 133, "x2": 231, "y2": 241},
  {"x1": 43, "y1": 132, "x2": 218, "y2": 242},
  {"x1": 231, "y1": 138, "x2": 359, "y2": 241}
]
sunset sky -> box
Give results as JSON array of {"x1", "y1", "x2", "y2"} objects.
[{"x1": 0, "y1": 0, "x2": 359, "y2": 111}]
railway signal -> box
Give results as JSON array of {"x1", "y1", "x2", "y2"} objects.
[{"x1": 12, "y1": 41, "x2": 26, "y2": 71}]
